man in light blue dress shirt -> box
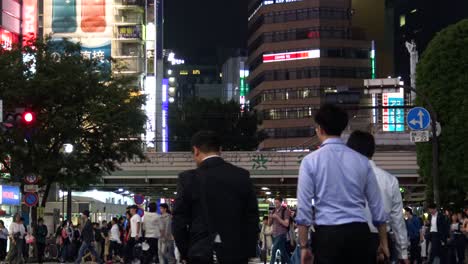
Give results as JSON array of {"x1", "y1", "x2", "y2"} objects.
[{"x1": 296, "y1": 104, "x2": 390, "y2": 264}]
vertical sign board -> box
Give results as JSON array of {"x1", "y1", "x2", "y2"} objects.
[
  {"x1": 161, "y1": 78, "x2": 169, "y2": 152},
  {"x1": 22, "y1": 0, "x2": 37, "y2": 47},
  {"x1": 144, "y1": 76, "x2": 157, "y2": 148},
  {"x1": 382, "y1": 88, "x2": 405, "y2": 132}
]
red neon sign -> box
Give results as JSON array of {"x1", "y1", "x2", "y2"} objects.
[
  {"x1": 22, "y1": 0, "x2": 37, "y2": 47},
  {"x1": 0, "y1": 28, "x2": 18, "y2": 50},
  {"x1": 263, "y1": 49, "x2": 320, "y2": 63}
]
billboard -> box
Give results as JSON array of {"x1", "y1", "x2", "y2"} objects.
[
  {"x1": 43, "y1": 0, "x2": 113, "y2": 62},
  {"x1": 22, "y1": 0, "x2": 37, "y2": 46},
  {"x1": 263, "y1": 49, "x2": 320, "y2": 63},
  {"x1": 0, "y1": 185, "x2": 20, "y2": 205},
  {"x1": 144, "y1": 76, "x2": 156, "y2": 148},
  {"x1": 382, "y1": 88, "x2": 405, "y2": 132}
]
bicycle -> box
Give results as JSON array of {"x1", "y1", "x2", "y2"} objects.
[{"x1": 44, "y1": 236, "x2": 60, "y2": 261}]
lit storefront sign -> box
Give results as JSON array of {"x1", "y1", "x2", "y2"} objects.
[
  {"x1": 382, "y1": 88, "x2": 404, "y2": 132},
  {"x1": 0, "y1": 28, "x2": 18, "y2": 50},
  {"x1": 161, "y1": 79, "x2": 169, "y2": 152},
  {"x1": 263, "y1": 49, "x2": 320, "y2": 63},
  {"x1": 239, "y1": 69, "x2": 249, "y2": 111},
  {"x1": 118, "y1": 25, "x2": 142, "y2": 39},
  {"x1": 22, "y1": 0, "x2": 37, "y2": 46},
  {"x1": 0, "y1": 185, "x2": 20, "y2": 206}
]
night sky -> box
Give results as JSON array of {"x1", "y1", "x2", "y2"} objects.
[{"x1": 164, "y1": 0, "x2": 248, "y2": 64}]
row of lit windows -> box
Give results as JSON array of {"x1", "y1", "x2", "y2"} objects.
[
  {"x1": 251, "y1": 87, "x2": 320, "y2": 106},
  {"x1": 248, "y1": 27, "x2": 349, "y2": 54},
  {"x1": 248, "y1": 7, "x2": 349, "y2": 36},
  {"x1": 263, "y1": 106, "x2": 318, "y2": 120},
  {"x1": 249, "y1": 47, "x2": 370, "y2": 73},
  {"x1": 264, "y1": 126, "x2": 316, "y2": 138},
  {"x1": 248, "y1": 0, "x2": 303, "y2": 21},
  {"x1": 250, "y1": 66, "x2": 371, "y2": 89}
]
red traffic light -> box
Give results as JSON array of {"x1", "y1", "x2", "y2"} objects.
[{"x1": 22, "y1": 112, "x2": 34, "y2": 124}]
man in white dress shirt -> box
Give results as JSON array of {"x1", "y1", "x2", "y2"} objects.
[{"x1": 347, "y1": 131, "x2": 409, "y2": 264}]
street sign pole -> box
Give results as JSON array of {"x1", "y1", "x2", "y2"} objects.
[{"x1": 364, "y1": 80, "x2": 440, "y2": 206}]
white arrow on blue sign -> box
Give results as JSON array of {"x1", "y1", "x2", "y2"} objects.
[{"x1": 407, "y1": 107, "x2": 431, "y2": 131}]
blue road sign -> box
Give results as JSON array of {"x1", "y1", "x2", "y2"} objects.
[
  {"x1": 24, "y1": 192, "x2": 38, "y2": 207},
  {"x1": 133, "y1": 194, "x2": 145, "y2": 205},
  {"x1": 407, "y1": 107, "x2": 431, "y2": 131}
]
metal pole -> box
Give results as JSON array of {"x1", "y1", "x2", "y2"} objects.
[
  {"x1": 67, "y1": 187, "x2": 72, "y2": 221},
  {"x1": 401, "y1": 85, "x2": 440, "y2": 205}
]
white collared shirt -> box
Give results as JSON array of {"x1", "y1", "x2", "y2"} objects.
[
  {"x1": 365, "y1": 160, "x2": 409, "y2": 259},
  {"x1": 430, "y1": 212, "x2": 438, "y2": 232},
  {"x1": 202, "y1": 155, "x2": 220, "y2": 161}
]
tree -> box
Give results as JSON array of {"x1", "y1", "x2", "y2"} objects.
[
  {"x1": 416, "y1": 19, "x2": 468, "y2": 207},
  {"x1": 168, "y1": 98, "x2": 264, "y2": 151},
  {"x1": 0, "y1": 39, "x2": 146, "y2": 207}
]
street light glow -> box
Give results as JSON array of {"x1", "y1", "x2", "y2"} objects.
[
  {"x1": 118, "y1": 188, "x2": 123, "y2": 192},
  {"x1": 64, "y1": 144, "x2": 74, "y2": 153}
]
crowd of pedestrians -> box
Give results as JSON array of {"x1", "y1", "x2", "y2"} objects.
[{"x1": 0, "y1": 104, "x2": 466, "y2": 264}]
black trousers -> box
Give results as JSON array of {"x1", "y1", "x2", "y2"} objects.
[
  {"x1": 0, "y1": 238, "x2": 7, "y2": 260},
  {"x1": 368, "y1": 233, "x2": 380, "y2": 264},
  {"x1": 314, "y1": 222, "x2": 370, "y2": 264},
  {"x1": 143, "y1": 237, "x2": 159, "y2": 264},
  {"x1": 409, "y1": 237, "x2": 422, "y2": 264},
  {"x1": 125, "y1": 238, "x2": 137, "y2": 264},
  {"x1": 37, "y1": 241, "x2": 46, "y2": 263},
  {"x1": 429, "y1": 232, "x2": 446, "y2": 264}
]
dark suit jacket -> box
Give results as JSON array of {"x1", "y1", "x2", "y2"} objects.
[
  {"x1": 172, "y1": 157, "x2": 259, "y2": 261},
  {"x1": 428, "y1": 212, "x2": 449, "y2": 242}
]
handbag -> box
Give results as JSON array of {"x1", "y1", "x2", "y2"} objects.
[{"x1": 26, "y1": 234, "x2": 35, "y2": 244}]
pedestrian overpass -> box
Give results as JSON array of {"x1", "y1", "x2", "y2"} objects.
[{"x1": 98, "y1": 150, "x2": 425, "y2": 202}]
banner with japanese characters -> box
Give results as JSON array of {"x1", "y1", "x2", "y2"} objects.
[{"x1": 42, "y1": 0, "x2": 113, "y2": 64}]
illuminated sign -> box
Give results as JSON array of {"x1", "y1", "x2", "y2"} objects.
[
  {"x1": 0, "y1": 185, "x2": 20, "y2": 205},
  {"x1": 263, "y1": 49, "x2": 320, "y2": 63},
  {"x1": 161, "y1": 79, "x2": 169, "y2": 152},
  {"x1": 382, "y1": 88, "x2": 404, "y2": 132},
  {"x1": 0, "y1": 28, "x2": 18, "y2": 50},
  {"x1": 180, "y1": 70, "x2": 188, "y2": 75},
  {"x1": 118, "y1": 25, "x2": 142, "y2": 39},
  {"x1": 192, "y1": 69, "x2": 201, "y2": 75},
  {"x1": 22, "y1": 0, "x2": 37, "y2": 46},
  {"x1": 144, "y1": 76, "x2": 156, "y2": 148}
]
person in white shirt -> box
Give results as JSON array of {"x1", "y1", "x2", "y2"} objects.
[
  {"x1": 7, "y1": 213, "x2": 26, "y2": 263},
  {"x1": 143, "y1": 202, "x2": 161, "y2": 264},
  {"x1": 427, "y1": 203, "x2": 449, "y2": 264},
  {"x1": 347, "y1": 131, "x2": 409, "y2": 264},
  {"x1": 109, "y1": 217, "x2": 122, "y2": 262},
  {"x1": 126, "y1": 205, "x2": 142, "y2": 263}
]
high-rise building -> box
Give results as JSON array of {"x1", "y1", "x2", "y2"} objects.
[
  {"x1": 387, "y1": 0, "x2": 468, "y2": 85},
  {"x1": 0, "y1": 0, "x2": 21, "y2": 49},
  {"x1": 222, "y1": 56, "x2": 249, "y2": 104},
  {"x1": 247, "y1": 0, "x2": 372, "y2": 150}
]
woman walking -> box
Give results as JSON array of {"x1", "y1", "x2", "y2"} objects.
[
  {"x1": 158, "y1": 204, "x2": 176, "y2": 264},
  {"x1": 7, "y1": 213, "x2": 26, "y2": 264},
  {"x1": 0, "y1": 220, "x2": 8, "y2": 261}
]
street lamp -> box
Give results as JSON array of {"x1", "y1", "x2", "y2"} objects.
[
  {"x1": 62, "y1": 143, "x2": 73, "y2": 221},
  {"x1": 364, "y1": 78, "x2": 440, "y2": 205}
]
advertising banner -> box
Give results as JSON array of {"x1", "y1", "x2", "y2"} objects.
[
  {"x1": 43, "y1": 0, "x2": 113, "y2": 63},
  {"x1": 382, "y1": 88, "x2": 405, "y2": 132},
  {"x1": 0, "y1": 185, "x2": 21, "y2": 205}
]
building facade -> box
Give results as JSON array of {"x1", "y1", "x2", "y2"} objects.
[
  {"x1": 247, "y1": 0, "x2": 372, "y2": 150},
  {"x1": 221, "y1": 56, "x2": 249, "y2": 103},
  {"x1": 0, "y1": 0, "x2": 21, "y2": 49}
]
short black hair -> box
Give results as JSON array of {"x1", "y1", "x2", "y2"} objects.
[
  {"x1": 38, "y1": 218, "x2": 44, "y2": 223},
  {"x1": 274, "y1": 196, "x2": 283, "y2": 202},
  {"x1": 148, "y1": 202, "x2": 157, "y2": 213},
  {"x1": 263, "y1": 216, "x2": 269, "y2": 221},
  {"x1": 82, "y1": 210, "x2": 90, "y2": 218},
  {"x1": 191, "y1": 131, "x2": 221, "y2": 153},
  {"x1": 160, "y1": 203, "x2": 171, "y2": 214},
  {"x1": 428, "y1": 203, "x2": 437, "y2": 209},
  {"x1": 404, "y1": 207, "x2": 413, "y2": 215},
  {"x1": 129, "y1": 205, "x2": 138, "y2": 210},
  {"x1": 347, "y1": 130, "x2": 376, "y2": 158},
  {"x1": 314, "y1": 104, "x2": 348, "y2": 136}
]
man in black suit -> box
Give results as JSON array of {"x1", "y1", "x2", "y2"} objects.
[
  {"x1": 427, "y1": 203, "x2": 449, "y2": 264},
  {"x1": 172, "y1": 131, "x2": 259, "y2": 264}
]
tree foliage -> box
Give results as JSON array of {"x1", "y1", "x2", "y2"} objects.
[
  {"x1": 168, "y1": 98, "x2": 264, "y2": 151},
  {"x1": 416, "y1": 19, "x2": 468, "y2": 207},
  {"x1": 0, "y1": 39, "x2": 146, "y2": 205}
]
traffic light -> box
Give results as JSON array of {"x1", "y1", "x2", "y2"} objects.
[{"x1": 22, "y1": 111, "x2": 35, "y2": 125}]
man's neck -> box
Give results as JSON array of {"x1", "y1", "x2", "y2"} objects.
[
  {"x1": 319, "y1": 135, "x2": 341, "y2": 144},
  {"x1": 201, "y1": 153, "x2": 220, "y2": 160}
]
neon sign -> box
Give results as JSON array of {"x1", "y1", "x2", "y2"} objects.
[
  {"x1": 382, "y1": 88, "x2": 404, "y2": 132},
  {"x1": 22, "y1": 0, "x2": 37, "y2": 47},
  {"x1": 263, "y1": 49, "x2": 320, "y2": 63},
  {"x1": 0, "y1": 29, "x2": 18, "y2": 50}
]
